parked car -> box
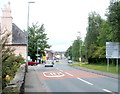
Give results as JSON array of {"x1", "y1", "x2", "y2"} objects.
[
  {"x1": 68, "y1": 60, "x2": 72, "y2": 63},
  {"x1": 45, "y1": 60, "x2": 54, "y2": 67},
  {"x1": 28, "y1": 61, "x2": 38, "y2": 66}
]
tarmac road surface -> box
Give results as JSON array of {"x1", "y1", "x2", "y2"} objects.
[{"x1": 24, "y1": 60, "x2": 119, "y2": 93}]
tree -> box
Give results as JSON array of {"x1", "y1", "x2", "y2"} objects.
[
  {"x1": 66, "y1": 1, "x2": 120, "y2": 64},
  {"x1": 72, "y1": 37, "x2": 82, "y2": 62},
  {"x1": 85, "y1": 12, "x2": 103, "y2": 59},
  {"x1": 106, "y1": 1, "x2": 120, "y2": 42},
  {"x1": 97, "y1": 20, "x2": 112, "y2": 46},
  {"x1": 65, "y1": 46, "x2": 72, "y2": 59},
  {"x1": 28, "y1": 23, "x2": 51, "y2": 61},
  {"x1": 65, "y1": 38, "x2": 84, "y2": 62}
]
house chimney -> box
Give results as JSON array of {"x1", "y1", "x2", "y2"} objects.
[{"x1": 1, "y1": 2, "x2": 13, "y2": 44}]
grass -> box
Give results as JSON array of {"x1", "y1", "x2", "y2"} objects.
[{"x1": 69, "y1": 62, "x2": 120, "y2": 74}]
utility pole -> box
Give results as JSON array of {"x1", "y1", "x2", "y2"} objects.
[
  {"x1": 26, "y1": 1, "x2": 35, "y2": 72},
  {"x1": 78, "y1": 32, "x2": 82, "y2": 62}
]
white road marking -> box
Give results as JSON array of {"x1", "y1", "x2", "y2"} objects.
[
  {"x1": 56, "y1": 68, "x2": 64, "y2": 72},
  {"x1": 102, "y1": 89, "x2": 112, "y2": 93},
  {"x1": 58, "y1": 70, "x2": 64, "y2": 72},
  {"x1": 43, "y1": 72, "x2": 65, "y2": 77},
  {"x1": 65, "y1": 72, "x2": 73, "y2": 76},
  {"x1": 56, "y1": 68, "x2": 73, "y2": 76},
  {"x1": 50, "y1": 73, "x2": 54, "y2": 75},
  {"x1": 52, "y1": 72, "x2": 56, "y2": 75},
  {"x1": 77, "y1": 78, "x2": 93, "y2": 85}
]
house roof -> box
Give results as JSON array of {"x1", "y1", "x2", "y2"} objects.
[{"x1": 12, "y1": 23, "x2": 27, "y2": 45}]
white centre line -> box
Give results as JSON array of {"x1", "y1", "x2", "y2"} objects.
[
  {"x1": 65, "y1": 72, "x2": 73, "y2": 76},
  {"x1": 102, "y1": 89, "x2": 112, "y2": 93},
  {"x1": 77, "y1": 78, "x2": 94, "y2": 85}
]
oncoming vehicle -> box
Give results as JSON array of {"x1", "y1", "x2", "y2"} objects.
[
  {"x1": 45, "y1": 60, "x2": 54, "y2": 67},
  {"x1": 68, "y1": 60, "x2": 72, "y2": 64},
  {"x1": 56, "y1": 60, "x2": 59, "y2": 62},
  {"x1": 28, "y1": 60, "x2": 38, "y2": 66}
]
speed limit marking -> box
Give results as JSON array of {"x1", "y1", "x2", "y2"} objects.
[
  {"x1": 43, "y1": 72, "x2": 65, "y2": 77},
  {"x1": 39, "y1": 70, "x2": 106, "y2": 80}
]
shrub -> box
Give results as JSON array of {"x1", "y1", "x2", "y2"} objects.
[{"x1": 1, "y1": 32, "x2": 25, "y2": 89}]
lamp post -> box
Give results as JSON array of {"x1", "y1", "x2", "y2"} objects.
[
  {"x1": 71, "y1": 41, "x2": 73, "y2": 61},
  {"x1": 78, "y1": 32, "x2": 82, "y2": 62},
  {"x1": 26, "y1": 1, "x2": 35, "y2": 72},
  {"x1": 27, "y1": 2, "x2": 35, "y2": 29}
]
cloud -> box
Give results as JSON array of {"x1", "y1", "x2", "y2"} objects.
[
  {"x1": 50, "y1": 44, "x2": 71, "y2": 51},
  {"x1": 0, "y1": 0, "x2": 110, "y2": 51}
]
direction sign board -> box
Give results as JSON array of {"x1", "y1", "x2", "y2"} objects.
[
  {"x1": 36, "y1": 54, "x2": 39, "y2": 56},
  {"x1": 106, "y1": 42, "x2": 120, "y2": 58}
]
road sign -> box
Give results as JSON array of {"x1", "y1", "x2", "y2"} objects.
[
  {"x1": 106, "y1": 42, "x2": 120, "y2": 58},
  {"x1": 36, "y1": 54, "x2": 39, "y2": 56},
  {"x1": 42, "y1": 56, "x2": 46, "y2": 60},
  {"x1": 28, "y1": 56, "x2": 31, "y2": 60},
  {"x1": 79, "y1": 57, "x2": 81, "y2": 62},
  {"x1": 106, "y1": 42, "x2": 120, "y2": 72}
]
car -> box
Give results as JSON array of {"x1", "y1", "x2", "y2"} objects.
[
  {"x1": 56, "y1": 60, "x2": 59, "y2": 62},
  {"x1": 45, "y1": 60, "x2": 54, "y2": 67},
  {"x1": 28, "y1": 61, "x2": 38, "y2": 66},
  {"x1": 68, "y1": 60, "x2": 72, "y2": 63}
]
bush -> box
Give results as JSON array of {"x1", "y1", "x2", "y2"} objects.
[
  {"x1": 1, "y1": 32, "x2": 25, "y2": 89},
  {"x1": 2, "y1": 54, "x2": 25, "y2": 89}
]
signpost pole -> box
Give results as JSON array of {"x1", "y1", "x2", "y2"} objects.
[
  {"x1": 107, "y1": 58, "x2": 109, "y2": 71},
  {"x1": 116, "y1": 59, "x2": 118, "y2": 72}
]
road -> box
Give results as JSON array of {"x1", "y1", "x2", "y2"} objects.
[{"x1": 24, "y1": 60, "x2": 118, "y2": 93}]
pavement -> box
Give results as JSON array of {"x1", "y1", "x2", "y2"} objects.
[
  {"x1": 24, "y1": 67, "x2": 50, "y2": 93},
  {"x1": 71, "y1": 65, "x2": 119, "y2": 79}
]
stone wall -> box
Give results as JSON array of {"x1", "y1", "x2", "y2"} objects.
[{"x1": 3, "y1": 64, "x2": 26, "y2": 94}]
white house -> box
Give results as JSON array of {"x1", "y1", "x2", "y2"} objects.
[{"x1": 0, "y1": 2, "x2": 27, "y2": 61}]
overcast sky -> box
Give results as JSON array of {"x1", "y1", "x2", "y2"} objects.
[{"x1": 0, "y1": 0, "x2": 110, "y2": 51}]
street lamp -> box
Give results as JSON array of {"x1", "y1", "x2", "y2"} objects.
[
  {"x1": 78, "y1": 32, "x2": 82, "y2": 62},
  {"x1": 26, "y1": 1, "x2": 35, "y2": 72},
  {"x1": 71, "y1": 41, "x2": 74, "y2": 61},
  {"x1": 27, "y1": 2, "x2": 35, "y2": 29}
]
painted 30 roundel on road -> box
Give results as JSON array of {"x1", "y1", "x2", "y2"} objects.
[{"x1": 43, "y1": 71, "x2": 65, "y2": 77}]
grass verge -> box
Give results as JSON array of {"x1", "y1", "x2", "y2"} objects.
[{"x1": 69, "y1": 62, "x2": 120, "y2": 74}]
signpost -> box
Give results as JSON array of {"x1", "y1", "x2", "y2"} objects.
[
  {"x1": 106, "y1": 42, "x2": 120, "y2": 72},
  {"x1": 36, "y1": 54, "x2": 39, "y2": 57}
]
